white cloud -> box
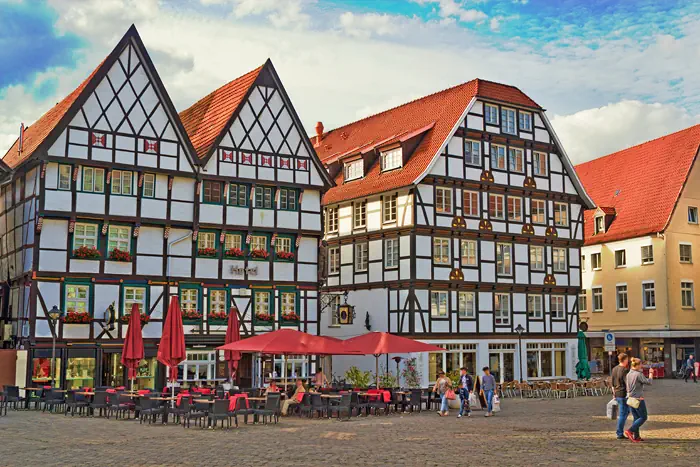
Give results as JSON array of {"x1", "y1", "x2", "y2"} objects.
[
  {"x1": 413, "y1": 0, "x2": 487, "y2": 23},
  {"x1": 339, "y1": 12, "x2": 401, "y2": 39},
  {"x1": 551, "y1": 100, "x2": 700, "y2": 165},
  {"x1": 202, "y1": 0, "x2": 313, "y2": 29}
]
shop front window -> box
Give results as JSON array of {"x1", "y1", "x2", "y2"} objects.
[
  {"x1": 178, "y1": 351, "x2": 222, "y2": 387},
  {"x1": 66, "y1": 357, "x2": 96, "y2": 389},
  {"x1": 526, "y1": 342, "x2": 566, "y2": 379},
  {"x1": 428, "y1": 344, "x2": 477, "y2": 383},
  {"x1": 32, "y1": 357, "x2": 61, "y2": 387},
  {"x1": 101, "y1": 353, "x2": 125, "y2": 388},
  {"x1": 134, "y1": 357, "x2": 158, "y2": 390}
]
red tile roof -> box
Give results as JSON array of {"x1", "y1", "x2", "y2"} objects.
[
  {"x1": 2, "y1": 60, "x2": 106, "y2": 169},
  {"x1": 315, "y1": 79, "x2": 541, "y2": 205},
  {"x1": 179, "y1": 65, "x2": 264, "y2": 160},
  {"x1": 575, "y1": 125, "x2": 700, "y2": 246}
]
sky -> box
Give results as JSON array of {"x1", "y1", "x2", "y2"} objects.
[{"x1": 1, "y1": 0, "x2": 699, "y2": 164}]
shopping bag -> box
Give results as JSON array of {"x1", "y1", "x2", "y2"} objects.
[
  {"x1": 445, "y1": 389, "x2": 456, "y2": 400},
  {"x1": 627, "y1": 397, "x2": 640, "y2": 409},
  {"x1": 606, "y1": 398, "x2": 618, "y2": 419},
  {"x1": 469, "y1": 392, "x2": 479, "y2": 408},
  {"x1": 492, "y1": 394, "x2": 501, "y2": 412}
]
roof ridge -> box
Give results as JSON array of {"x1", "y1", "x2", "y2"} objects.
[{"x1": 321, "y1": 79, "x2": 477, "y2": 137}]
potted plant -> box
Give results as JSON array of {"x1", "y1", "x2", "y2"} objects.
[
  {"x1": 208, "y1": 311, "x2": 228, "y2": 323},
  {"x1": 62, "y1": 311, "x2": 92, "y2": 324},
  {"x1": 224, "y1": 247, "x2": 245, "y2": 258},
  {"x1": 344, "y1": 366, "x2": 373, "y2": 389},
  {"x1": 276, "y1": 250, "x2": 295, "y2": 261},
  {"x1": 254, "y1": 312, "x2": 274, "y2": 325},
  {"x1": 250, "y1": 249, "x2": 269, "y2": 259},
  {"x1": 108, "y1": 248, "x2": 131, "y2": 262},
  {"x1": 73, "y1": 245, "x2": 101, "y2": 260},
  {"x1": 198, "y1": 247, "x2": 217, "y2": 257},
  {"x1": 401, "y1": 357, "x2": 422, "y2": 388},
  {"x1": 280, "y1": 311, "x2": 299, "y2": 326},
  {"x1": 181, "y1": 309, "x2": 203, "y2": 322},
  {"x1": 119, "y1": 313, "x2": 150, "y2": 325},
  {"x1": 378, "y1": 365, "x2": 398, "y2": 388}
]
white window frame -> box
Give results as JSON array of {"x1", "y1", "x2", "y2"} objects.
[
  {"x1": 430, "y1": 291, "x2": 448, "y2": 318},
  {"x1": 507, "y1": 196, "x2": 522, "y2": 222},
  {"x1": 533, "y1": 151, "x2": 548, "y2": 176},
  {"x1": 490, "y1": 144, "x2": 506, "y2": 170},
  {"x1": 508, "y1": 148, "x2": 524, "y2": 173},
  {"x1": 615, "y1": 249, "x2": 627, "y2": 268},
  {"x1": 641, "y1": 245, "x2": 654, "y2": 265},
  {"x1": 592, "y1": 287, "x2": 603, "y2": 312},
  {"x1": 463, "y1": 190, "x2": 479, "y2": 217},
  {"x1": 279, "y1": 188, "x2": 297, "y2": 211},
  {"x1": 381, "y1": 148, "x2": 403, "y2": 171},
  {"x1": 281, "y1": 291, "x2": 296, "y2": 315},
  {"x1": 527, "y1": 294, "x2": 543, "y2": 319},
  {"x1": 460, "y1": 239, "x2": 477, "y2": 267},
  {"x1": 383, "y1": 195, "x2": 398, "y2": 223},
  {"x1": 111, "y1": 170, "x2": 133, "y2": 195},
  {"x1": 73, "y1": 223, "x2": 98, "y2": 249},
  {"x1": 531, "y1": 199, "x2": 546, "y2": 224},
  {"x1": 501, "y1": 108, "x2": 516, "y2": 135},
  {"x1": 254, "y1": 291, "x2": 270, "y2": 317},
  {"x1": 276, "y1": 237, "x2": 293, "y2": 254},
  {"x1": 58, "y1": 165, "x2": 72, "y2": 191},
  {"x1": 250, "y1": 235, "x2": 267, "y2": 252},
  {"x1": 435, "y1": 187, "x2": 452, "y2": 214},
  {"x1": 494, "y1": 293, "x2": 510, "y2": 326},
  {"x1": 328, "y1": 247, "x2": 340, "y2": 274},
  {"x1": 181, "y1": 288, "x2": 198, "y2": 313},
  {"x1": 688, "y1": 206, "x2": 698, "y2": 224},
  {"x1": 458, "y1": 291, "x2": 476, "y2": 318},
  {"x1": 594, "y1": 216, "x2": 605, "y2": 234},
  {"x1": 210, "y1": 289, "x2": 227, "y2": 314},
  {"x1": 553, "y1": 202, "x2": 569, "y2": 227},
  {"x1": 465, "y1": 140, "x2": 481, "y2": 166},
  {"x1": 355, "y1": 242, "x2": 369, "y2": 272},
  {"x1": 124, "y1": 286, "x2": 146, "y2": 316},
  {"x1": 681, "y1": 281, "x2": 695, "y2": 309},
  {"x1": 354, "y1": 202, "x2": 366, "y2": 229},
  {"x1": 530, "y1": 245, "x2": 545, "y2": 271},
  {"x1": 551, "y1": 295, "x2": 565, "y2": 319},
  {"x1": 329, "y1": 294, "x2": 341, "y2": 326},
  {"x1": 65, "y1": 284, "x2": 90, "y2": 315},
  {"x1": 344, "y1": 160, "x2": 364, "y2": 181},
  {"x1": 253, "y1": 186, "x2": 274, "y2": 209},
  {"x1": 82, "y1": 167, "x2": 105, "y2": 193},
  {"x1": 484, "y1": 104, "x2": 499, "y2": 125},
  {"x1": 224, "y1": 234, "x2": 242, "y2": 251},
  {"x1": 552, "y1": 247, "x2": 567, "y2": 272},
  {"x1": 433, "y1": 238, "x2": 451, "y2": 265},
  {"x1": 591, "y1": 252, "x2": 602, "y2": 270},
  {"x1": 489, "y1": 194, "x2": 505, "y2": 220},
  {"x1": 197, "y1": 231, "x2": 216, "y2": 251},
  {"x1": 143, "y1": 173, "x2": 156, "y2": 198},
  {"x1": 385, "y1": 238, "x2": 399, "y2": 269},
  {"x1": 616, "y1": 284, "x2": 628, "y2": 311},
  {"x1": 496, "y1": 242, "x2": 513, "y2": 276},
  {"x1": 108, "y1": 225, "x2": 131, "y2": 253},
  {"x1": 178, "y1": 351, "x2": 217, "y2": 383},
  {"x1": 519, "y1": 112, "x2": 532, "y2": 131},
  {"x1": 579, "y1": 293, "x2": 587, "y2": 313},
  {"x1": 680, "y1": 243, "x2": 693, "y2": 263},
  {"x1": 642, "y1": 281, "x2": 656, "y2": 310},
  {"x1": 327, "y1": 207, "x2": 339, "y2": 233}
]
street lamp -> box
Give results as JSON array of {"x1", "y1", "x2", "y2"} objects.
[
  {"x1": 515, "y1": 324, "x2": 525, "y2": 383},
  {"x1": 47, "y1": 305, "x2": 62, "y2": 387}
]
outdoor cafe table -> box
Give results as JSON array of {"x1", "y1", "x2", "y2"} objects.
[{"x1": 150, "y1": 397, "x2": 177, "y2": 424}]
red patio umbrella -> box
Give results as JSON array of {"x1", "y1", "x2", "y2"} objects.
[
  {"x1": 121, "y1": 303, "x2": 145, "y2": 390},
  {"x1": 343, "y1": 332, "x2": 445, "y2": 388},
  {"x1": 158, "y1": 297, "x2": 186, "y2": 386},
  {"x1": 224, "y1": 308, "x2": 242, "y2": 383}
]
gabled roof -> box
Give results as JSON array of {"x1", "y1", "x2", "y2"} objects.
[
  {"x1": 575, "y1": 124, "x2": 700, "y2": 246},
  {"x1": 2, "y1": 25, "x2": 198, "y2": 172},
  {"x1": 315, "y1": 79, "x2": 544, "y2": 205},
  {"x1": 179, "y1": 65, "x2": 264, "y2": 160}
]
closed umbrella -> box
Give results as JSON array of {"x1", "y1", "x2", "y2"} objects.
[
  {"x1": 575, "y1": 330, "x2": 591, "y2": 380},
  {"x1": 158, "y1": 296, "x2": 186, "y2": 401},
  {"x1": 121, "y1": 303, "x2": 145, "y2": 391},
  {"x1": 343, "y1": 332, "x2": 445, "y2": 388},
  {"x1": 224, "y1": 308, "x2": 242, "y2": 384}
]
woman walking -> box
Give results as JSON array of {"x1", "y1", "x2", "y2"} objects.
[
  {"x1": 432, "y1": 371, "x2": 453, "y2": 417},
  {"x1": 625, "y1": 358, "x2": 652, "y2": 442}
]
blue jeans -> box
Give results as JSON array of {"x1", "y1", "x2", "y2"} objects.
[
  {"x1": 615, "y1": 397, "x2": 630, "y2": 437},
  {"x1": 459, "y1": 388, "x2": 471, "y2": 415},
  {"x1": 485, "y1": 390, "x2": 494, "y2": 413},
  {"x1": 440, "y1": 394, "x2": 449, "y2": 412},
  {"x1": 629, "y1": 400, "x2": 648, "y2": 436}
]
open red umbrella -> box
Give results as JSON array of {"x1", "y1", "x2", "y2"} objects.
[
  {"x1": 224, "y1": 308, "x2": 242, "y2": 383},
  {"x1": 343, "y1": 332, "x2": 445, "y2": 388},
  {"x1": 121, "y1": 303, "x2": 145, "y2": 390},
  {"x1": 158, "y1": 296, "x2": 186, "y2": 384}
]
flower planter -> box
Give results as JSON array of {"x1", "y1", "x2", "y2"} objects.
[
  {"x1": 61, "y1": 312, "x2": 92, "y2": 324},
  {"x1": 224, "y1": 248, "x2": 246, "y2": 259},
  {"x1": 280, "y1": 312, "x2": 299, "y2": 327},
  {"x1": 208, "y1": 312, "x2": 228, "y2": 325},
  {"x1": 253, "y1": 314, "x2": 274, "y2": 327},
  {"x1": 120, "y1": 314, "x2": 151, "y2": 327},
  {"x1": 72, "y1": 246, "x2": 101, "y2": 260},
  {"x1": 250, "y1": 249, "x2": 270, "y2": 260},
  {"x1": 182, "y1": 311, "x2": 203, "y2": 326},
  {"x1": 276, "y1": 251, "x2": 295, "y2": 261},
  {"x1": 108, "y1": 248, "x2": 132, "y2": 262}
]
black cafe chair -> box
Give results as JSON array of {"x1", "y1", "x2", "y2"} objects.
[
  {"x1": 208, "y1": 399, "x2": 232, "y2": 429},
  {"x1": 90, "y1": 391, "x2": 109, "y2": 417},
  {"x1": 5, "y1": 386, "x2": 25, "y2": 410},
  {"x1": 254, "y1": 393, "x2": 281, "y2": 425},
  {"x1": 328, "y1": 393, "x2": 352, "y2": 420},
  {"x1": 65, "y1": 391, "x2": 89, "y2": 416},
  {"x1": 349, "y1": 392, "x2": 368, "y2": 417},
  {"x1": 229, "y1": 396, "x2": 254, "y2": 426}
]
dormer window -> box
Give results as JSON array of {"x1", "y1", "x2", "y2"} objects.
[
  {"x1": 344, "y1": 159, "x2": 364, "y2": 181},
  {"x1": 594, "y1": 215, "x2": 605, "y2": 234},
  {"x1": 519, "y1": 112, "x2": 532, "y2": 131},
  {"x1": 381, "y1": 148, "x2": 403, "y2": 171}
]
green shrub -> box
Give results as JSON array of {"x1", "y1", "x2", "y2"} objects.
[{"x1": 345, "y1": 366, "x2": 373, "y2": 388}]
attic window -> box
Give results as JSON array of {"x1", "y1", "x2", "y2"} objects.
[
  {"x1": 381, "y1": 148, "x2": 403, "y2": 172},
  {"x1": 344, "y1": 159, "x2": 363, "y2": 181},
  {"x1": 594, "y1": 215, "x2": 605, "y2": 235}
]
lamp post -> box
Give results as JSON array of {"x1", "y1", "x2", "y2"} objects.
[
  {"x1": 47, "y1": 305, "x2": 62, "y2": 387},
  {"x1": 515, "y1": 324, "x2": 525, "y2": 383}
]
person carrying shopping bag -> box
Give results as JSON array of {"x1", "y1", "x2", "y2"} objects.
[
  {"x1": 480, "y1": 366, "x2": 496, "y2": 417},
  {"x1": 432, "y1": 371, "x2": 453, "y2": 417},
  {"x1": 457, "y1": 367, "x2": 474, "y2": 418}
]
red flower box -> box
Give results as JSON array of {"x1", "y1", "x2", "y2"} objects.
[
  {"x1": 182, "y1": 310, "x2": 203, "y2": 320},
  {"x1": 208, "y1": 311, "x2": 228, "y2": 321},
  {"x1": 73, "y1": 246, "x2": 101, "y2": 259},
  {"x1": 120, "y1": 313, "x2": 150, "y2": 325},
  {"x1": 198, "y1": 247, "x2": 218, "y2": 257},
  {"x1": 109, "y1": 248, "x2": 131, "y2": 262},
  {"x1": 255, "y1": 313, "x2": 274, "y2": 322},
  {"x1": 251, "y1": 249, "x2": 269, "y2": 259},
  {"x1": 224, "y1": 248, "x2": 245, "y2": 258},
  {"x1": 281, "y1": 312, "x2": 299, "y2": 321},
  {"x1": 62, "y1": 311, "x2": 92, "y2": 324},
  {"x1": 276, "y1": 251, "x2": 295, "y2": 260}
]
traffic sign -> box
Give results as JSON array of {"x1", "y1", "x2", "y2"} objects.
[{"x1": 604, "y1": 332, "x2": 615, "y2": 352}]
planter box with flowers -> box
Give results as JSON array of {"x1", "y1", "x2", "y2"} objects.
[
  {"x1": 61, "y1": 311, "x2": 92, "y2": 324},
  {"x1": 224, "y1": 248, "x2": 246, "y2": 259},
  {"x1": 250, "y1": 249, "x2": 270, "y2": 261},
  {"x1": 280, "y1": 311, "x2": 300, "y2": 327},
  {"x1": 208, "y1": 311, "x2": 228, "y2": 325},
  {"x1": 73, "y1": 246, "x2": 101, "y2": 260},
  {"x1": 275, "y1": 251, "x2": 295, "y2": 261},
  {"x1": 198, "y1": 247, "x2": 218, "y2": 258},
  {"x1": 253, "y1": 312, "x2": 275, "y2": 327},
  {"x1": 119, "y1": 313, "x2": 151, "y2": 327},
  {"x1": 108, "y1": 248, "x2": 132, "y2": 262},
  {"x1": 181, "y1": 309, "x2": 203, "y2": 325}
]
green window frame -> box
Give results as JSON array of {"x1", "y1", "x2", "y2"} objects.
[
  {"x1": 81, "y1": 167, "x2": 105, "y2": 193},
  {"x1": 122, "y1": 284, "x2": 149, "y2": 317},
  {"x1": 274, "y1": 234, "x2": 296, "y2": 261},
  {"x1": 224, "y1": 232, "x2": 245, "y2": 257},
  {"x1": 278, "y1": 188, "x2": 299, "y2": 211},
  {"x1": 142, "y1": 173, "x2": 156, "y2": 198},
  {"x1": 196, "y1": 230, "x2": 220, "y2": 257},
  {"x1": 252, "y1": 289, "x2": 274, "y2": 326},
  {"x1": 180, "y1": 285, "x2": 203, "y2": 323},
  {"x1": 71, "y1": 222, "x2": 100, "y2": 259},
  {"x1": 253, "y1": 186, "x2": 275, "y2": 209},
  {"x1": 63, "y1": 281, "x2": 93, "y2": 317},
  {"x1": 58, "y1": 164, "x2": 72, "y2": 191},
  {"x1": 228, "y1": 183, "x2": 249, "y2": 207},
  {"x1": 202, "y1": 180, "x2": 224, "y2": 205},
  {"x1": 278, "y1": 287, "x2": 299, "y2": 326},
  {"x1": 107, "y1": 224, "x2": 131, "y2": 254},
  {"x1": 249, "y1": 232, "x2": 271, "y2": 261}
]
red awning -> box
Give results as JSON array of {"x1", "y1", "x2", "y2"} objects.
[
  {"x1": 157, "y1": 297, "x2": 186, "y2": 381},
  {"x1": 224, "y1": 308, "x2": 242, "y2": 376},
  {"x1": 121, "y1": 303, "x2": 145, "y2": 379},
  {"x1": 343, "y1": 332, "x2": 445, "y2": 355},
  {"x1": 217, "y1": 328, "x2": 361, "y2": 356}
]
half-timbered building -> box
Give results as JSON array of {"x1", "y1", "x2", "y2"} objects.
[
  {"x1": 0, "y1": 26, "x2": 331, "y2": 390},
  {"x1": 316, "y1": 80, "x2": 594, "y2": 385}
]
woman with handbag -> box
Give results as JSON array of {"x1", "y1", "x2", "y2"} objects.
[
  {"x1": 432, "y1": 371, "x2": 453, "y2": 417},
  {"x1": 625, "y1": 358, "x2": 652, "y2": 442}
]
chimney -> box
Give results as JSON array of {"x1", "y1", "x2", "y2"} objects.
[
  {"x1": 18, "y1": 123, "x2": 25, "y2": 154},
  {"x1": 314, "y1": 121, "x2": 324, "y2": 146}
]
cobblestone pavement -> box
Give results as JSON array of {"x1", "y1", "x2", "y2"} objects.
[{"x1": 1, "y1": 380, "x2": 699, "y2": 467}]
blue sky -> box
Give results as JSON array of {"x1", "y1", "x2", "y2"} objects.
[{"x1": 1, "y1": 0, "x2": 699, "y2": 162}]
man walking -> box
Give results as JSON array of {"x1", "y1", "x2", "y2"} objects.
[
  {"x1": 480, "y1": 366, "x2": 496, "y2": 417},
  {"x1": 684, "y1": 355, "x2": 696, "y2": 383},
  {"x1": 457, "y1": 367, "x2": 474, "y2": 418},
  {"x1": 612, "y1": 353, "x2": 630, "y2": 440}
]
